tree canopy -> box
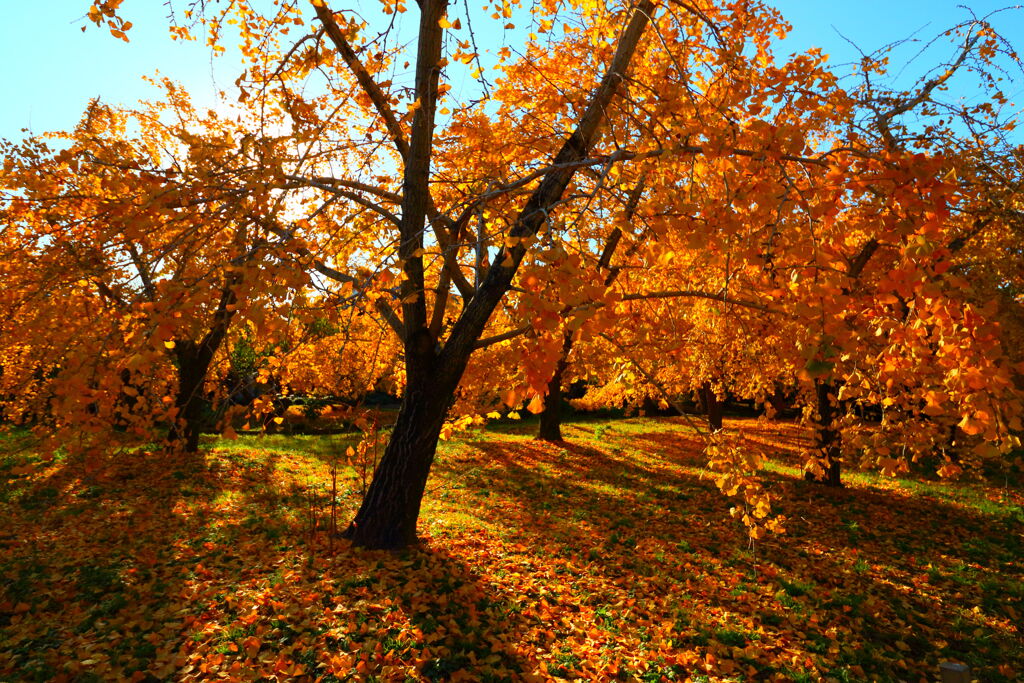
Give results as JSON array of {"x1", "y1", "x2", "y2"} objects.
[{"x1": 0, "y1": 0, "x2": 1021, "y2": 547}]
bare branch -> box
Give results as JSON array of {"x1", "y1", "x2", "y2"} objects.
[
  {"x1": 285, "y1": 174, "x2": 402, "y2": 204},
  {"x1": 474, "y1": 323, "x2": 531, "y2": 350},
  {"x1": 620, "y1": 289, "x2": 788, "y2": 316},
  {"x1": 259, "y1": 221, "x2": 407, "y2": 339},
  {"x1": 285, "y1": 177, "x2": 401, "y2": 227}
]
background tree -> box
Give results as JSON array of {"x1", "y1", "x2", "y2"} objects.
[{"x1": 0, "y1": 85, "x2": 306, "y2": 456}]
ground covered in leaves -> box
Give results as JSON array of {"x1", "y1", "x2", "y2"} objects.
[{"x1": 1, "y1": 417, "x2": 1022, "y2": 682}]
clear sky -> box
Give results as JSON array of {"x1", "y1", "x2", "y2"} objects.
[{"x1": 1, "y1": 1, "x2": 1021, "y2": 142}]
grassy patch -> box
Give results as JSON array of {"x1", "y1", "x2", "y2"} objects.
[{"x1": 0, "y1": 417, "x2": 1021, "y2": 681}]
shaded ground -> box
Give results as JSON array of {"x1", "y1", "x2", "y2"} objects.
[{"x1": 1, "y1": 417, "x2": 1021, "y2": 681}]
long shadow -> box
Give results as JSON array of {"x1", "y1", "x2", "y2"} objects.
[
  {"x1": 2, "y1": 436, "x2": 536, "y2": 681},
  {"x1": 305, "y1": 543, "x2": 532, "y2": 680},
  {"x1": 4, "y1": 422, "x2": 1021, "y2": 681},
  {"x1": 0, "y1": 442, "x2": 246, "y2": 681},
  {"x1": 432, "y1": 425, "x2": 1024, "y2": 681}
]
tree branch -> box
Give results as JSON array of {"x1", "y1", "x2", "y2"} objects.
[
  {"x1": 312, "y1": 1, "x2": 409, "y2": 160},
  {"x1": 441, "y1": 0, "x2": 656, "y2": 372}
]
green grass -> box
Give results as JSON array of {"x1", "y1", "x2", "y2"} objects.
[{"x1": 1, "y1": 416, "x2": 1021, "y2": 682}]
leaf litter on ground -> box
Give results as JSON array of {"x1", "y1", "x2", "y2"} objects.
[{"x1": 1, "y1": 417, "x2": 1021, "y2": 682}]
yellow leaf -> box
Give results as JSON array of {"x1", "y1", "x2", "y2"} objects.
[
  {"x1": 958, "y1": 413, "x2": 984, "y2": 436},
  {"x1": 507, "y1": 411, "x2": 521, "y2": 420},
  {"x1": 486, "y1": 411, "x2": 502, "y2": 419},
  {"x1": 273, "y1": 416, "x2": 284, "y2": 425},
  {"x1": 164, "y1": 340, "x2": 176, "y2": 349}
]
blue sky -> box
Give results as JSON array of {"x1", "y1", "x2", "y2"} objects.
[{"x1": 1, "y1": 1, "x2": 1021, "y2": 141}]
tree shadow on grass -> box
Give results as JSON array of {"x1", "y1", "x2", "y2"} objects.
[
  {"x1": 431, "y1": 425, "x2": 1023, "y2": 682},
  {"x1": 1, "y1": 440, "x2": 536, "y2": 682},
  {"x1": 0, "y1": 444, "x2": 248, "y2": 680}
]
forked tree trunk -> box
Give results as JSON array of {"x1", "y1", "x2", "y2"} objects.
[
  {"x1": 700, "y1": 381, "x2": 724, "y2": 432},
  {"x1": 805, "y1": 379, "x2": 842, "y2": 487},
  {"x1": 167, "y1": 280, "x2": 238, "y2": 453},
  {"x1": 337, "y1": 0, "x2": 654, "y2": 549}
]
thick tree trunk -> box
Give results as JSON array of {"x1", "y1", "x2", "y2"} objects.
[
  {"x1": 537, "y1": 363, "x2": 566, "y2": 442},
  {"x1": 805, "y1": 379, "x2": 842, "y2": 487},
  {"x1": 700, "y1": 381, "x2": 724, "y2": 432},
  {"x1": 343, "y1": 367, "x2": 455, "y2": 548},
  {"x1": 168, "y1": 341, "x2": 211, "y2": 453}
]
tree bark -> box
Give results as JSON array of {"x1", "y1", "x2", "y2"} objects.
[
  {"x1": 700, "y1": 381, "x2": 724, "y2": 432},
  {"x1": 342, "y1": 369, "x2": 454, "y2": 548},
  {"x1": 169, "y1": 340, "x2": 213, "y2": 453},
  {"x1": 167, "y1": 275, "x2": 238, "y2": 453},
  {"x1": 537, "y1": 359, "x2": 568, "y2": 442},
  {"x1": 805, "y1": 379, "x2": 842, "y2": 486}
]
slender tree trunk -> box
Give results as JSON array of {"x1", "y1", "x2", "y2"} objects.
[
  {"x1": 805, "y1": 379, "x2": 842, "y2": 486},
  {"x1": 537, "y1": 330, "x2": 575, "y2": 442},
  {"x1": 534, "y1": 178, "x2": 647, "y2": 443},
  {"x1": 769, "y1": 382, "x2": 788, "y2": 418},
  {"x1": 701, "y1": 381, "x2": 724, "y2": 432}
]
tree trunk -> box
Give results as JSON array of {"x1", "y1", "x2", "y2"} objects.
[
  {"x1": 534, "y1": 177, "x2": 647, "y2": 443},
  {"x1": 537, "y1": 330, "x2": 575, "y2": 442},
  {"x1": 700, "y1": 381, "x2": 724, "y2": 432},
  {"x1": 537, "y1": 363, "x2": 566, "y2": 442},
  {"x1": 338, "y1": 0, "x2": 654, "y2": 548},
  {"x1": 343, "y1": 368, "x2": 454, "y2": 548},
  {"x1": 166, "y1": 272, "x2": 239, "y2": 453},
  {"x1": 769, "y1": 382, "x2": 788, "y2": 418},
  {"x1": 169, "y1": 341, "x2": 211, "y2": 453},
  {"x1": 805, "y1": 379, "x2": 842, "y2": 486}
]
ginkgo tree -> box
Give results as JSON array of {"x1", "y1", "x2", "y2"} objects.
[
  {"x1": 35, "y1": 0, "x2": 1023, "y2": 549},
  {"x1": 0, "y1": 83, "x2": 310, "y2": 456}
]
